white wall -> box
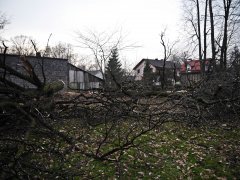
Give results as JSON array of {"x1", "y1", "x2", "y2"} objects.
[
  {"x1": 134, "y1": 61, "x2": 156, "y2": 80},
  {"x1": 134, "y1": 61, "x2": 145, "y2": 80},
  {"x1": 95, "y1": 71, "x2": 103, "y2": 80}
]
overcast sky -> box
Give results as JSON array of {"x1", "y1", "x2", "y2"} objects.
[{"x1": 0, "y1": 0, "x2": 182, "y2": 67}]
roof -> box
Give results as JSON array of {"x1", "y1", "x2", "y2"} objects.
[
  {"x1": 133, "y1": 58, "x2": 180, "y2": 70},
  {"x1": 0, "y1": 53, "x2": 68, "y2": 61},
  {"x1": 180, "y1": 59, "x2": 211, "y2": 73},
  {"x1": 88, "y1": 70, "x2": 101, "y2": 76}
]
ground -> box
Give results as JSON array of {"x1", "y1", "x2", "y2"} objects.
[
  {"x1": 51, "y1": 117, "x2": 240, "y2": 179},
  {"x1": 3, "y1": 91, "x2": 239, "y2": 179}
]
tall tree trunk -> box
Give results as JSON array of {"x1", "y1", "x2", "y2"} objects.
[
  {"x1": 209, "y1": 0, "x2": 216, "y2": 71},
  {"x1": 161, "y1": 46, "x2": 167, "y2": 90},
  {"x1": 203, "y1": 0, "x2": 209, "y2": 73},
  {"x1": 220, "y1": 0, "x2": 232, "y2": 70},
  {"x1": 173, "y1": 63, "x2": 177, "y2": 84},
  {"x1": 196, "y1": 0, "x2": 203, "y2": 73}
]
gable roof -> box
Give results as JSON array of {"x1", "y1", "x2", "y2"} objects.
[{"x1": 133, "y1": 58, "x2": 180, "y2": 70}]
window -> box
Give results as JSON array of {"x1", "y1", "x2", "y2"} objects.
[
  {"x1": 187, "y1": 64, "x2": 191, "y2": 72},
  {"x1": 176, "y1": 71, "x2": 180, "y2": 76},
  {"x1": 137, "y1": 69, "x2": 140, "y2": 74}
]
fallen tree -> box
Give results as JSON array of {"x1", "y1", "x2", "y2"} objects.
[{"x1": 1, "y1": 43, "x2": 240, "y2": 178}]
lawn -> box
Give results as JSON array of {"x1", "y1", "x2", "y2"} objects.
[
  {"x1": 3, "y1": 91, "x2": 239, "y2": 179},
  {"x1": 53, "y1": 120, "x2": 240, "y2": 179}
]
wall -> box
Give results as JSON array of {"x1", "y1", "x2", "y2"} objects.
[
  {"x1": 0, "y1": 54, "x2": 68, "y2": 88},
  {"x1": 93, "y1": 71, "x2": 103, "y2": 80},
  {"x1": 180, "y1": 73, "x2": 201, "y2": 86},
  {"x1": 134, "y1": 61, "x2": 145, "y2": 80},
  {"x1": 68, "y1": 64, "x2": 102, "y2": 90}
]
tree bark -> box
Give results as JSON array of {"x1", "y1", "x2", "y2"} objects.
[
  {"x1": 196, "y1": 0, "x2": 203, "y2": 74},
  {"x1": 220, "y1": 0, "x2": 232, "y2": 70},
  {"x1": 160, "y1": 33, "x2": 167, "y2": 89},
  {"x1": 209, "y1": 0, "x2": 216, "y2": 71},
  {"x1": 203, "y1": 0, "x2": 209, "y2": 73}
]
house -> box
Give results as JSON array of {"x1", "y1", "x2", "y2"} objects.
[
  {"x1": 133, "y1": 58, "x2": 181, "y2": 85},
  {"x1": 0, "y1": 53, "x2": 103, "y2": 90},
  {"x1": 180, "y1": 59, "x2": 212, "y2": 86}
]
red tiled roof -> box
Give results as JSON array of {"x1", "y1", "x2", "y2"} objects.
[{"x1": 180, "y1": 59, "x2": 211, "y2": 73}]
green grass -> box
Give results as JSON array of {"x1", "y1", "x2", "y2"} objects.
[{"x1": 27, "y1": 120, "x2": 240, "y2": 179}]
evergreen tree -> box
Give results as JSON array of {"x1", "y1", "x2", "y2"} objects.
[
  {"x1": 143, "y1": 60, "x2": 154, "y2": 85},
  {"x1": 231, "y1": 46, "x2": 240, "y2": 66},
  {"x1": 230, "y1": 46, "x2": 240, "y2": 76},
  {"x1": 106, "y1": 48, "x2": 123, "y2": 88}
]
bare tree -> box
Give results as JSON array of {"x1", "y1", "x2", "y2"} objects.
[
  {"x1": 0, "y1": 12, "x2": 9, "y2": 33},
  {"x1": 49, "y1": 42, "x2": 78, "y2": 64},
  {"x1": 1, "y1": 40, "x2": 240, "y2": 178},
  {"x1": 76, "y1": 29, "x2": 138, "y2": 81},
  {"x1": 159, "y1": 30, "x2": 177, "y2": 89},
  {"x1": 203, "y1": 0, "x2": 209, "y2": 73},
  {"x1": 9, "y1": 35, "x2": 37, "y2": 56},
  {"x1": 183, "y1": 0, "x2": 203, "y2": 66},
  {"x1": 75, "y1": 30, "x2": 119, "y2": 80},
  {"x1": 209, "y1": 0, "x2": 217, "y2": 69},
  {"x1": 183, "y1": 0, "x2": 240, "y2": 71},
  {"x1": 0, "y1": 44, "x2": 178, "y2": 178},
  {"x1": 219, "y1": 0, "x2": 232, "y2": 69},
  {"x1": 0, "y1": 12, "x2": 9, "y2": 53},
  {"x1": 196, "y1": 0, "x2": 203, "y2": 71},
  {"x1": 219, "y1": 0, "x2": 240, "y2": 69}
]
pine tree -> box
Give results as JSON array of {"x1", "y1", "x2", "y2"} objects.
[
  {"x1": 231, "y1": 46, "x2": 240, "y2": 76},
  {"x1": 143, "y1": 60, "x2": 154, "y2": 85},
  {"x1": 106, "y1": 48, "x2": 123, "y2": 88},
  {"x1": 231, "y1": 46, "x2": 240, "y2": 66}
]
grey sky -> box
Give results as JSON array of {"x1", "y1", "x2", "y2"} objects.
[{"x1": 0, "y1": 0, "x2": 182, "y2": 67}]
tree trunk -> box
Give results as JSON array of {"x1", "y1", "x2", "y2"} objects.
[
  {"x1": 220, "y1": 0, "x2": 232, "y2": 70},
  {"x1": 209, "y1": 0, "x2": 216, "y2": 71},
  {"x1": 203, "y1": 0, "x2": 209, "y2": 74},
  {"x1": 196, "y1": 0, "x2": 203, "y2": 74},
  {"x1": 160, "y1": 34, "x2": 167, "y2": 90}
]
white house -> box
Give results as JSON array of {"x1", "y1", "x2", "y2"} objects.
[{"x1": 133, "y1": 58, "x2": 181, "y2": 84}]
